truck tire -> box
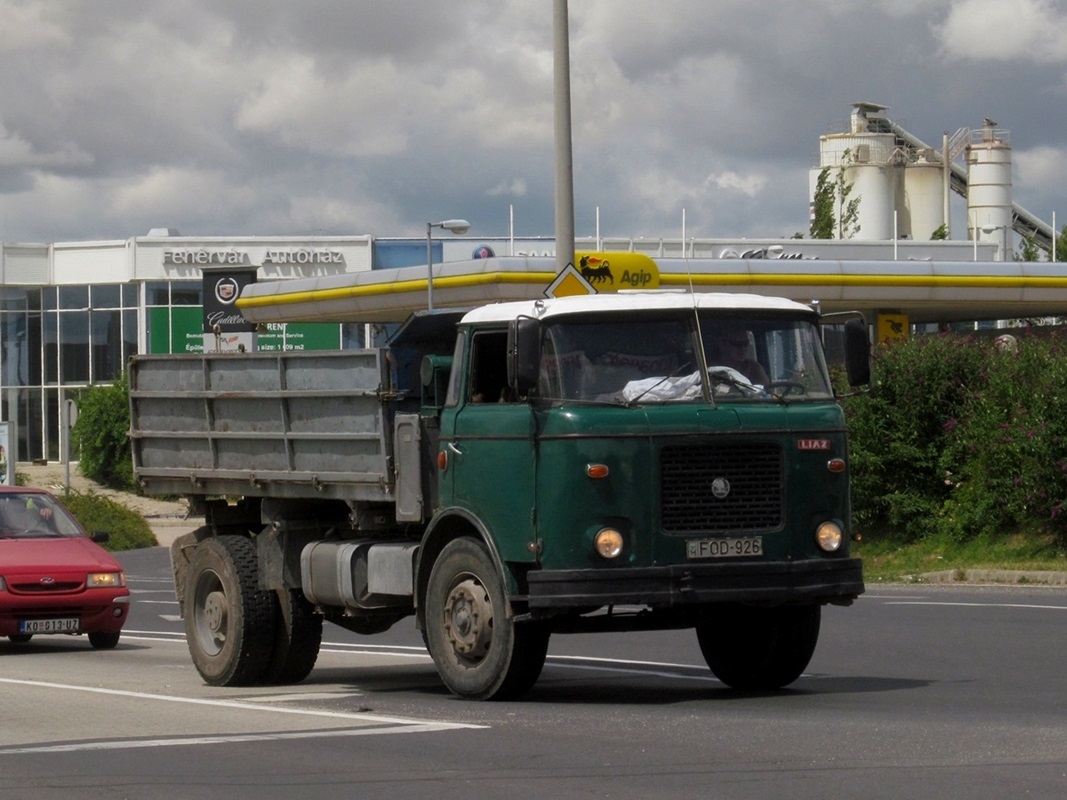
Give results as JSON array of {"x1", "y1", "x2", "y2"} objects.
[
  {"x1": 184, "y1": 536, "x2": 276, "y2": 686},
  {"x1": 696, "y1": 604, "x2": 821, "y2": 690},
  {"x1": 425, "y1": 537, "x2": 550, "y2": 700},
  {"x1": 264, "y1": 589, "x2": 323, "y2": 684}
]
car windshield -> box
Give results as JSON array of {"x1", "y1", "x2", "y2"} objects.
[
  {"x1": 0, "y1": 493, "x2": 84, "y2": 538},
  {"x1": 537, "y1": 311, "x2": 833, "y2": 404}
]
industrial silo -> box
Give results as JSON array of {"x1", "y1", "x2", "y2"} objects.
[
  {"x1": 811, "y1": 103, "x2": 903, "y2": 241},
  {"x1": 966, "y1": 121, "x2": 1013, "y2": 260},
  {"x1": 902, "y1": 147, "x2": 946, "y2": 241}
]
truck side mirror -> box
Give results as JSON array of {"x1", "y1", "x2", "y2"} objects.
[
  {"x1": 508, "y1": 317, "x2": 540, "y2": 397},
  {"x1": 844, "y1": 319, "x2": 871, "y2": 387}
]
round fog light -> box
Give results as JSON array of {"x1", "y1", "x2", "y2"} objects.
[
  {"x1": 594, "y1": 528, "x2": 624, "y2": 559},
  {"x1": 816, "y1": 521, "x2": 844, "y2": 552}
]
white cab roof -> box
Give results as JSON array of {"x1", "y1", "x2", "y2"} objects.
[{"x1": 459, "y1": 291, "x2": 816, "y2": 325}]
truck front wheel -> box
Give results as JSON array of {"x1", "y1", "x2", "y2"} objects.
[
  {"x1": 425, "y1": 538, "x2": 549, "y2": 700},
  {"x1": 696, "y1": 604, "x2": 821, "y2": 690},
  {"x1": 184, "y1": 536, "x2": 277, "y2": 686}
]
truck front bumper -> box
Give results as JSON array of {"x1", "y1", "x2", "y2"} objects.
[{"x1": 526, "y1": 557, "x2": 864, "y2": 608}]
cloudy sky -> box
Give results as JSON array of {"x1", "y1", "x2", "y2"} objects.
[{"x1": 1, "y1": 0, "x2": 1066, "y2": 245}]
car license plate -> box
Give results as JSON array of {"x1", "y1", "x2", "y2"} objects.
[
  {"x1": 19, "y1": 618, "x2": 79, "y2": 634},
  {"x1": 686, "y1": 536, "x2": 763, "y2": 559}
]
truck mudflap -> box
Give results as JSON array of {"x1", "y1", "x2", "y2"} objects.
[{"x1": 526, "y1": 558, "x2": 864, "y2": 608}]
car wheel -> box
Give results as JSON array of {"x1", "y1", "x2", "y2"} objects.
[
  {"x1": 88, "y1": 631, "x2": 121, "y2": 650},
  {"x1": 8, "y1": 634, "x2": 33, "y2": 644}
]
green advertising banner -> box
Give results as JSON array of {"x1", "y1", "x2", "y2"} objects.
[
  {"x1": 256, "y1": 322, "x2": 340, "y2": 352},
  {"x1": 148, "y1": 307, "x2": 339, "y2": 354},
  {"x1": 149, "y1": 307, "x2": 204, "y2": 354}
]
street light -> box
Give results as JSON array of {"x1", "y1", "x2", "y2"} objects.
[{"x1": 426, "y1": 219, "x2": 470, "y2": 310}]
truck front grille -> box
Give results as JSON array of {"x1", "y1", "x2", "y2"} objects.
[{"x1": 660, "y1": 442, "x2": 784, "y2": 534}]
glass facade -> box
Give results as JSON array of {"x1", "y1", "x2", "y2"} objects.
[{"x1": 1, "y1": 282, "x2": 153, "y2": 462}]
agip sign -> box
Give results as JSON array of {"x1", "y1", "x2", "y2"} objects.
[{"x1": 574, "y1": 252, "x2": 660, "y2": 291}]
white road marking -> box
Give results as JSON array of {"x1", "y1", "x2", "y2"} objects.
[
  {"x1": 0, "y1": 724, "x2": 472, "y2": 755},
  {"x1": 0, "y1": 677, "x2": 485, "y2": 755},
  {"x1": 884, "y1": 601, "x2": 1067, "y2": 611}
]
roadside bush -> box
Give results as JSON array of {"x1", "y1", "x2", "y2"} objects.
[
  {"x1": 58, "y1": 490, "x2": 157, "y2": 551},
  {"x1": 71, "y1": 373, "x2": 136, "y2": 492},
  {"x1": 843, "y1": 331, "x2": 1067, "y2": 547},
  {"x1": 842, "y1": 332, "x2": 986, "y2": 540},
  {"x1": 941, "y1": 337, "x2": 1067, "y2": 542}
]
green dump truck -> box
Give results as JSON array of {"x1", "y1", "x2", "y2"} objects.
[{"x1": 129, "y1": 290, "x2": 869, "y2": 699}]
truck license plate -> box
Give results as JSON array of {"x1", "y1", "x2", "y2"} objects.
[
  {"x1": 19, "y1": 618, "x2": 79, "y2": 634},
  {"x1": 686, "y1": 536, "x2": 762, "y2": 559}
]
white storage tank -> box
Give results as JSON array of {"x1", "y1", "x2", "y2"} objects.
[
  {"x1": 966, "y1": 122, "x2": 1013, "y2": 260},
  {"x1": 903, "y1": 148, "x2": 946, "y2": 241},
  {"x1": 811, "y1": 104, "x2": 902, "y2": 241}
]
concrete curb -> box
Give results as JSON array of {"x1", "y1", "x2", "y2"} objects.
[{"x1": 919, "y1": 569, "x2": 1067, "y2": 586}]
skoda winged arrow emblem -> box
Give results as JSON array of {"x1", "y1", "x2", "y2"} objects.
[{"x1": 711, "y1": 477, "x2": 731, "y2": 499}]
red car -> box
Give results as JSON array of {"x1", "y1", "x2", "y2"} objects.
[{"x1": 0, "y1": 486, "x2": 130, "y2": 648}]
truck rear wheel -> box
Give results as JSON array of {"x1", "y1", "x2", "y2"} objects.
[
  {"x1": 425, "y1": 537, "x2": 549, "y2": 700},
  {"x1": 696, "y1": 604, "x2": 821, "y2": 690},
  {"x1": 265, "y1": 589, "x2": 322, "y2": 684},
  {"x1": 184, "y1": 536, "x2": 276, "y2": 686}
]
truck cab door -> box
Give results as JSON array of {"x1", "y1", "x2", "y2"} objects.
[{"x1": 438, "y1": 329, "x2": 538, "y2": 565}]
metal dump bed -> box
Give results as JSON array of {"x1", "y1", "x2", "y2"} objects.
[{"x1": 128, "y1": 350, "x2": 395, "y2": 502}]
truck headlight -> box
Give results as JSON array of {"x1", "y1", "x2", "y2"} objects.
[
  {"x1": 815, "y1": 522, "x2": 844, "y2": 553},
  {"x1": 594, "y1": 528, "x2": 624, "y2": 559}
]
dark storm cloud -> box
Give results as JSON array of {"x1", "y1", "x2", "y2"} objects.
[{"x1": 0, "y1": 0, "x2": 1065, "y2": 243}]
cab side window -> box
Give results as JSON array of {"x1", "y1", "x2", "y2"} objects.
[{"x1": 468, "y1": 330, "x2": 512, "y2": 403}]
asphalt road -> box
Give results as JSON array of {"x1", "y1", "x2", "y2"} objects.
[{"x1": 1, "y1": 547, "x2": 1066, "y2": 799}]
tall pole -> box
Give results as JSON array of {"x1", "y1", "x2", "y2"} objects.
[
  {"x1": 553, "y1": 0, "x2": 575, "y2": 272},
  {"x1": 426, "y1": 222, "x2": 435, "y2": 310}
]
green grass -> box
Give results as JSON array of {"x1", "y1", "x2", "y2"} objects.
[{"x1": 855, "y1": 532, "x2": 1067, "y2": 583}]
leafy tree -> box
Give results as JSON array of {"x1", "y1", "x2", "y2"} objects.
[
  {"x1": 810, "y1": 148, "x2": 861, "y2": 239},
  {"x1": 930, "y1": 223, "x2": 948, "y2": 241},
  {"x1": 834, "y1": 148, "x2": 861, "y2": 239},
  {"x1": 810, "y1": 167, "x2": 835, "y2": 239},
  {"x1": 1017, "y1": 236, "x2": 1041, "y2": 262},
  {"x1": 1054, "y1": 225, "x2": 1067, "y2": 262},
  {"x1": 71, "y1": 372, "x2": 135, "y2": 491}
]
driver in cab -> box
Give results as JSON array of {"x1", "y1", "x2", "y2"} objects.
[{"x1": 708, "y1": 327, "x2": 770, "y2": 386}]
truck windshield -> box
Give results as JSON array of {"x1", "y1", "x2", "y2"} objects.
[{"x1": 537, "y1": 312, "x2": 833, "y2": 403}]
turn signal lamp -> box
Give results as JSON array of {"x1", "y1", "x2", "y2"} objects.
[{"x1": 587, "y1": 464, "x2": 610, "y2": 479}]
